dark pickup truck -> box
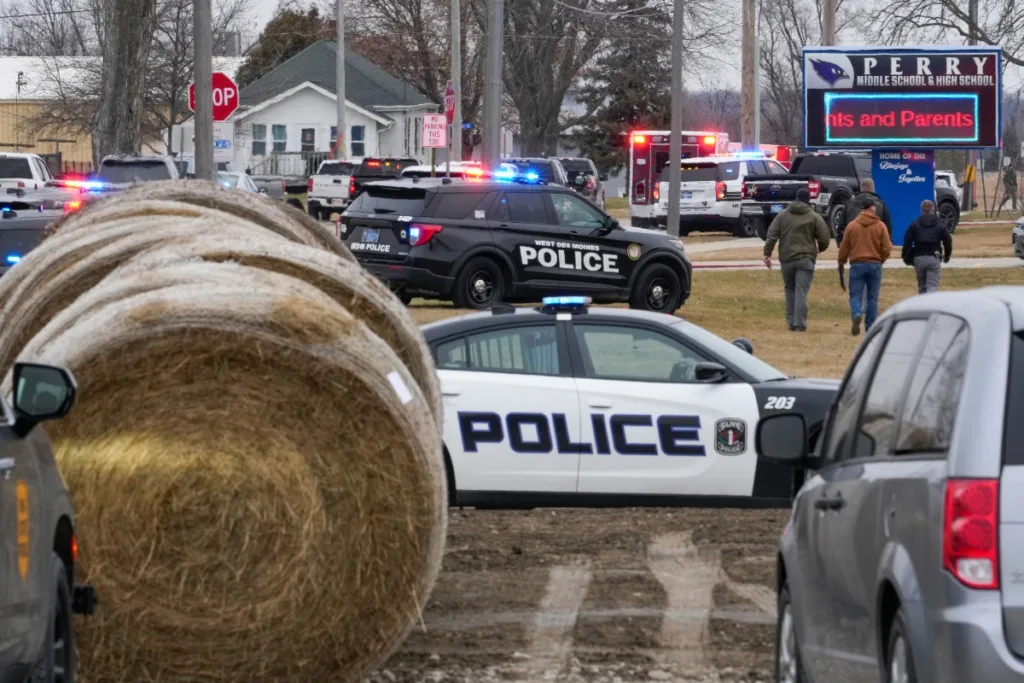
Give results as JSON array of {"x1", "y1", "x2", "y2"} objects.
[
  {"x1": 739, "y1": 152, "x2": 961, "y2": 239},
  {"x1": 347, "y1": 157, "x2": 420, "y2": 203}
]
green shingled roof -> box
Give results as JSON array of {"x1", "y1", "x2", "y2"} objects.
[{"x1": 238, "y1": 40, "x2": 435, "y2": 110}]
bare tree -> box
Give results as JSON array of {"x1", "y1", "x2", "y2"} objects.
[{"x1": 0, "y1": 0, "x2": 102, "y2": 55}]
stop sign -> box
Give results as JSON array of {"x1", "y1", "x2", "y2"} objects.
[
  {"x1": 189, "y1": 71, "x2": 239, "y2": 122},
  {"x1": 444, "y1": 81, "x2": 456, "y2": 126}
]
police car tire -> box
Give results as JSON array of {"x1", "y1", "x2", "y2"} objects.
[
  {"x1": 827, "y1": 203, "x2": 845, "y2": 238},
  {"x1": 453, "y1": 257, "x2": 505, "y2": 310},
  {"x1": 32, "y1": 552, "x2": 75, "y2": 683},
  {"x1": 736, "y1": 217, "x2": 758, "y2": 239},
  {"x1": 629, "y1": 263, "x2": 683, "y2": 313}
]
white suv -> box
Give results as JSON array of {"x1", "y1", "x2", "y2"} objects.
[{"x1": 653, "y1": 155, "x2": 788, "y2": 238}]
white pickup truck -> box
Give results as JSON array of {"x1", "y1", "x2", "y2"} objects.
[
  {"x1": 0, "y1": 152, "x2": 54, "y2": 191},
  {"x1": 307, "y1": 159, "x2": 358, "y2": 221}
]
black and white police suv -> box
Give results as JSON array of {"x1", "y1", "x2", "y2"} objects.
[
  {"x1": 423, "y1": 296, "x2": 841, "y2": 508},
  {"x1": 340, "y1": 177, "x2": 693, "y2": 312}
]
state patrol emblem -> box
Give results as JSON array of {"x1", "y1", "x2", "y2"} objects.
[
  {"x1": 626, "y1": 243, "x2": 642, "y2": 260},
  {"x1": 715, "y1": 419, "x2": 746, "y2": 455}
]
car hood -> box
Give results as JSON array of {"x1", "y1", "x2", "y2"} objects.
[{"x1": 761, "y1": 376, "x2": 841, "y2": 391}]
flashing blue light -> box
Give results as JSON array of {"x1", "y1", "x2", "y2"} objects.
[
  {"x1": 732, "y1": 151, "x2": 767, "y2": 158},
  {"x1": 5, "y1": 254, "x2": 21, "y2": 264},
  {"x1": 493, "y1": 169, "x2": 517, "y2": 181},
  {"x1": 1, "y1": 207, "x2": 9, "y2": 212},
  {"x1": 542, "y1": 296, "x2": 592, "y2": 308},
  {"x1": 823, "y1": 92, "x2": 980, "y2": 145},
  {"x1": 525, "y1": 171, "x2": 540, "y2": 182}
]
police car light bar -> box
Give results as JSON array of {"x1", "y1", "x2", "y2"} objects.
[
  {"x1": 541, "y1": 296, "x2": 592, "y2": 310},
  {"x1": 5, "y1": 254, "x2": 22, "y2": 264}
]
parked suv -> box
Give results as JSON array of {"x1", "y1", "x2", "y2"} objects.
[
  {"x1": 655, "y1": 155, "x2": 788, "y2": 238},
  {"x1": 339, "y1": 177, "x2": 692, "y2": 312},
  {"x1": 559, "y1": 157, "x2": 608, "y2": 211},
  {"x1": 503, "y1": 158, "x2": 570, "y2": 187},
  {"x1": 95, "y1": 155, "x2": 180, "y2": 189},
  {"x1": 756, "y1": 286, "x2": 1024, "y2": 683}
]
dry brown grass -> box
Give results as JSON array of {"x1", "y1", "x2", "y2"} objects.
[{"x1": 409, "y1": 267, "x2": 1023, "y2": 379}]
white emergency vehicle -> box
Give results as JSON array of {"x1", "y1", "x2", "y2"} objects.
[{"x1": 421, "y1": 296, "x2": 840, "y2": 509}]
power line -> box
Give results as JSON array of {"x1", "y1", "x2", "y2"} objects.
[{"x1": 0, "y1": 8, "x2": 93, "y2": 21}]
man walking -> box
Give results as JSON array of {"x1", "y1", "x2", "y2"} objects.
[
  {"x1": 838, "y1": 177, "x2": 892, "y2": 245},
  {"x1": 762, "y1": 188, "x2": 831, "y2": 331},
  {"x1": 838, "y1": 202, "x2": 893, "y2": 335},
  {"x1": 901, "y1": 199, "x2": 953, "y2": 294}
]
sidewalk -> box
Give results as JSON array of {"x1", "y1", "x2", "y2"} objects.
[{"x1": 692, "y1": 257, "x2": 1024, "y2": 271}]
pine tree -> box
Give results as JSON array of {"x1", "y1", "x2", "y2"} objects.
[
  {"x1": 569, "y1": 4, "x2": 672, "y2": 176},
  {"x1": 235, "y1": 7, "x2": 331, "y2": 88}
]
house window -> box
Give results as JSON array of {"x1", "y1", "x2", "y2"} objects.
[
  {"x1": 272, "y1": 125, "x2": 287, "y2": 153},
  {"x1": 351, "y1": 125, "x2": 365, "y2": 157},
  {"x1": 301, "y1": 128, "x2": 315, "y2": 153},
  {"x1": 251, "y1": 124, "x2": 266, "y2": 156}
]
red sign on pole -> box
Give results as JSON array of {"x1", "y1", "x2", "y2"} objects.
[
  {"x1": 189, "y1": 71, "x2": 240, "y2": 122},
  {"x1": 444, "y1": 80, "x2": 456, "y2": 126}
]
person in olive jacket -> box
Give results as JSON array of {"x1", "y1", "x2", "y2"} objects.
[
  {"x1": 762, "y1": 188, "x2": 832, "y2": 332},
  {"x1": 901, "y1": 199, "x2": 953, "y2": 294}
]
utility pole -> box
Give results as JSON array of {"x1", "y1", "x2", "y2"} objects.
[
  {"x1": 451, "y1": 0, "x2": 462, "y2": 163},
  {"x1": 740, "y1": 0, "x2": 755, "y2": 149},
  {"x1": 822, "y1": 0, "x2": 836, "y2": 46},
  {"x1": 963, "y1": 0, "x2": 979, "y2": 212},
  {"x1": 335, "y1": 0, "x2": 346, "y2": 160},
  {"x1": 753, "y1": 27, "x2": 760, "y2": 147},
  {"x1": 666, "y1": 0, "x2": 684, "y2": 239},
  {"x1": 193, "y1": 0, "x2": 214, "y2": 180},
  {"x1": 482, "y1": 0, "x2": 503, "y2": 167}
]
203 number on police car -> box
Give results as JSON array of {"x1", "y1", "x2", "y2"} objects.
[{"x1": 764, "y1": 396, "x2": 796, "y2": 410}]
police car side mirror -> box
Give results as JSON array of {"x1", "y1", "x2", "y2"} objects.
[
  {"x1": 10, "y1": 362, "x2": 77, "y2": 438},
  {"x1": 755, "y1": 413, "x2": 809, "y2": 466},
  {"x1": 693, "y1": 362, "x2": 728, "y2": 383}
]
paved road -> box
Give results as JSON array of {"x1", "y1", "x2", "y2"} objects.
[{"x1": 692, "y1": 256, "x2": 1024, "y2": 270}]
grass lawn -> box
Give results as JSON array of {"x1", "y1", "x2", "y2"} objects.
[
  {"x1": 408, "y1": 268, "x2": 1022, "y2": 379},
  {"x1": 605, "y1": 197, "x2": 628, "y2": 211},
  {"x1": 693, "y1": 221, "x2": 1018, "y2": 262}
]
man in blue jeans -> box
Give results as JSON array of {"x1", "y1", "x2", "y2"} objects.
[{"x1": 837, "y1": 202, "x2": 893, "y2": 335}]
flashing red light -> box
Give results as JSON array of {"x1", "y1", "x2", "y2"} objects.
[
  {"x1": 348, "y1": 177, "x2": 356, "y2": 196},
  {"x1": 633, "y1": 134, "x2": 647, "y2": 145},
  {"x1": 702, "y1": 136, "x2": 716, "y2": 145},
  {"x1": 71, "y1": 534, "x2": 79, "y2": 563},
  {"x1": 367, "y1": 160, "x2": 381, "y2": 167},
  {"x1": 652, "y1": 185, "x2": 660, "y2": 202},
  {"x1": 943, "y1": 479, "x2": 999, "y2": 589},
  {"x1": 63, "y1": 200, "x2": 83, "y2": 214},
  {"x1": 409, "y1": 223, "x2": 443, "y2": 246},
  {"x1": 466, "y1": 167, "x2": 485, "y2": 177},
  {"x1": 716, "y1": 181, "x2": 727, "y2": 201}
]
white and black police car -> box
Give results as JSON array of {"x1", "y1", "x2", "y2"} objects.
[
  {"x1": 339, "y1": 173, "x2": 692, "y2": 312},
  {"x1": 423, "y1": 296, "x2": 841, "y2": 508}
]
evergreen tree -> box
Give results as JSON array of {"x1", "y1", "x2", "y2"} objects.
[
  {"x1": 235, "y1": 6, "x2": 331, "y2": 88},
  {"x1": 570, "y1": 4, "x2": 672, "y2": 176}
]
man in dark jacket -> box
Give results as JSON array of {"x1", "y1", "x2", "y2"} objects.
[
  {"x1": 838, "y1": 178, "x2": 892, "y2": 245},
  {"x1": 901, "y1": 199, "x2": 953, "y2": 293},
  {"x1": 763, "y1": 188, "x2": 832, "y2": 331}
]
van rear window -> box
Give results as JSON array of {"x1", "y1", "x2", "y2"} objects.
[
  {"x1": 347, "y1": 186, "x2": 428, "y2": 215},
  {"x1": 658, "y1": 163, "x2": 719, "y2": 182},
  {"x1": 1005, "y1": 332, "x2": 1024, "y2": 465}
]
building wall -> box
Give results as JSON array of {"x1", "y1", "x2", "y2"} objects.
[{"x1": 0, "y1": 101, "x2": 93, "y2": 166}]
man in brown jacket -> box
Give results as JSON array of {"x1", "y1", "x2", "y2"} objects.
[{"x1": 837, "y1": 203, "x2": 893, "y2": 335}]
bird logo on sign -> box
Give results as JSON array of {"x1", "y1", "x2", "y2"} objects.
[{"x1": 809, "y1": 58, "x2": 850, "y2": 87}]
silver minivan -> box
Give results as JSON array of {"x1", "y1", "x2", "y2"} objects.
[{"x1": 756, "y1": 286, "x2": 1024, "y2": 683}]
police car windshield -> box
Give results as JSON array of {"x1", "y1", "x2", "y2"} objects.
[
  {"x1": 347, "y1": 185, "x2": 428, "y2": 215},
  {"x1": 658, "y1": 163, "x2": 719, "y2": 182},
  {"x1": 670, "y1": 319, "x2": 787, "y2": 382}
]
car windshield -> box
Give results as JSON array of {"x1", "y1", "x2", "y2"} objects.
[
  {"x1": 98, "y1": 161, "x2": 172, "y2": 184},
  {"x1": 671, "y1": 319, "x2": 787, "y2": 382},
  {"x1": 0, "y1": 158, "x2": 32, "y2": 178}
]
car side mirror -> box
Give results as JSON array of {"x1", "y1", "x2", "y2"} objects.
[
  {"x1": 11, "y1": 362, "x2": 77, "y2": 437},
  {"x1": 599, "y1": 173, "x2": 608, "y2": 182},
  {"x1": 755, "y1": 413, "x2": 810, "y2": 466},
  {"x1": 694, "y1": 362, "x2": 729, "y2": 383}
]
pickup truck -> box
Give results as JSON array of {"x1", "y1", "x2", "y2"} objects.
[
  {"x1": 739, "y1": 152, "x2": 962, "y2": 238},
  {"x1": 0, "y1": 153, "x2": 54, "y2": 193},
  {"x1": 0, "y1": 362, "x2": 97, "y2": 683},
  {"x1": 307, "y1": 159, "x2": 358, "y2": 221},
  {"x1": 347, "y1": 157, "x2": 420, "y2": 204}
]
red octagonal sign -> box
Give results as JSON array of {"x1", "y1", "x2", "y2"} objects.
[{"x1": 189, "y1": 71, "x2": 239, "y2": 122}]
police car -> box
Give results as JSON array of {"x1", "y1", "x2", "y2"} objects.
[
  {"x1": 340, "y1": 177, "x2": 693, "y2": 312},
  {"x1": 423, "y1": 296, "x2": 840, "y2": 508}
]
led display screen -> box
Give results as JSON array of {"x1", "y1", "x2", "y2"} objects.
[{"x1": 803, "y1": 48, "x2": 1001, "y2": 149}]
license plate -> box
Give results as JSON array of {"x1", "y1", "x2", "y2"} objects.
[
  {"x1": 682, "y1": 191, "x2": 692, "y2": 199},
  {"x1": 771, "y1": 204, "x2": 784, "y2": 213},
  {"x1": 361, "y1": 228, "x2": 380, "y2": 243}
]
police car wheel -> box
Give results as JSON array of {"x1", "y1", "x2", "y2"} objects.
[
  {"x1": 454, "y1": 257, "x2": 505, "y2": 309},
  {"x1": 31, "y1": 552, "x2": 75, "y2": 683},
  {"x1": 629, "y1": 263, "x2": 682, "y2": 313},
  {"x1": 828, "y1": 204, "x2": 845, "y2": 238},
  {"x1": 736, "y1": 217, "x2": 758, "y2": 238}
]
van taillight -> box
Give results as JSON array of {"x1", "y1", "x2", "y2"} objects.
[
  {"x1": 943, "y1": 478, "x2": 999, "y2": 590},
  {"x1": 808, "y1": 180, "x2": 821, "y2": 199},
  {"x1": 652, "y1": 185, "x2": 660, "y2": 202},
  {"x1": 716, "y1": 181, "x2": 727, "y2": 200}
]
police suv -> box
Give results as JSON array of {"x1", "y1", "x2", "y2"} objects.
[
  {"x1": 340, "y1": 177, "x2": 693, "y2": 312},
  {"x1": 423, "y1": 296, "x2": 840, "y2": 508}
]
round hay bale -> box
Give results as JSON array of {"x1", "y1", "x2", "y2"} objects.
[
  {"x1": 46, "y1": 180, "x2": 352, "y2": 262},
  {"x1": 0, "y1": 218, "x2": 290, "y2": 377},
  {"x1": 113, "y1": 236, "x2": 442, "y2": 429},
  {"x1": 16, "y1": 262, "x2": 446, "y2": 683}
]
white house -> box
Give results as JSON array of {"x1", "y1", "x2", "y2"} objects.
[{"x1": 172, "y1": 41, "x2": 439, "y2": 176}]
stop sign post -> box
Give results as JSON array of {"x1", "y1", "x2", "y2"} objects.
[
  {"x1": 189, "y1": 71, "x2": 239, "y2": 122},
  {"x1": 444, "y1": 80, "x2": 456, "y2": 177}
]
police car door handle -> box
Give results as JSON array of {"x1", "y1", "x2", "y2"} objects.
[
  {"x1": 441, "y1": 386, "x2": 463, "y2": 397},
  {"x1": 587, "y1": 398, "x2": 613, "y2": 409}
]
